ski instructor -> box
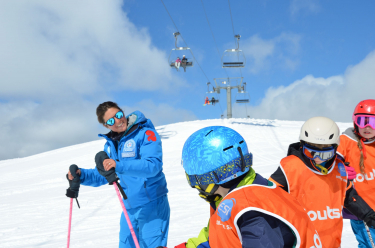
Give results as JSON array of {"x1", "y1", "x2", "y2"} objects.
[{"x1": 67, "y1": 101, "x2": 170, "y2": 248}]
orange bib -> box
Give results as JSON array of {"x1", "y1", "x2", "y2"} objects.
[
  {"x1": 209, "y1": 184, "x2": 321, "y2": 248},
  {"x1": 337, "y1": 133, "x2": 375, "y2": 210},
  {"x1": 280, "y1": 156, "x2": 347, "y2": 247}
]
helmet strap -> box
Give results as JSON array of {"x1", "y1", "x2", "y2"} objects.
[{"x1": 237, "y1": 147, "x2": 246, "y2": 172}]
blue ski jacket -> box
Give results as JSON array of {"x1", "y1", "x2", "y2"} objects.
[{"x1": 79, "y1": 111, "x2": 168, "y2": 209}]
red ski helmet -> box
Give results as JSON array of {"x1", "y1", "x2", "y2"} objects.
[{"x1": 353, "y1": 99, "x2": 375, "y2": 117}]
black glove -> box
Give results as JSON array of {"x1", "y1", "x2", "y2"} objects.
[
  {"x1": 66, "y1": 164, "x2": 80, "y2": 198},
  {"x1": 364, "y1": 211, "x2": 375, "y2": 229},
  {"x1": 95, "y1": 151, "x2": 118, "y2": 185}
]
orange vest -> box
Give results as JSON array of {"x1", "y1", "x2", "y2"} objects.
[
  {"x1": 279, "y1": 156, "x2": 347, "y2": 247},
  {"x1": 208, "y1": 184, "x2": 322, "y2": 248},
  {"x1": 337, "y1": 133, "x2": 375, "y2": 209}
]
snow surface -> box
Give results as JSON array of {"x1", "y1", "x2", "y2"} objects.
[{"x1": 0, "y1": 118, "x2": 358, "y2": 247}]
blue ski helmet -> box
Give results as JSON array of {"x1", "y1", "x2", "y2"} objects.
[{"x1": 182, "y1": 126, "x2": 252, "y2": 187}]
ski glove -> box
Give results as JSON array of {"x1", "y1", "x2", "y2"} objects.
[
  {"x1": 66, "y1": 164, "x2": 80, "y2": 198},
  {"x1": 364, "y1": 211, "x2": 375, "y2": 229},
  {"x1": 95, "y1": 151, "x2": 118, "y2": 185},
  {"x1": 345, "y1": 164, "x2": 357, "y2": 180}
]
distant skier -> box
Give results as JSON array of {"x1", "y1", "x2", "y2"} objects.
[
  {"x1": 167, "y1": 126, "x2": 321, "y2": 248},
  {"x1": 181, "y1": 55, "x2": 187, "y2": 72},
  {"x1": 337, "y1": 99, "x2": 375, "y2": 247},
  {"x1": 175, "y1": 57, "x2": 181, "y2": 71},
  {"x1": 269, "y1": 116, "x2": 375, "y2": 247},
  {"x1": 67, "y1": 101, "x2": 170, "y2": 248},
  {"x1": 204, "y1": 97, "x2": 210, "y2": 106}
]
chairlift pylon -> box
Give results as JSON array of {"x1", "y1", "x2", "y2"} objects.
[
  {"x1": 222, "y1": 34, "x2": 246, "y2": 68},
  {"x1": 168, "y1": 32, "x2": 194, "y2": 72}
]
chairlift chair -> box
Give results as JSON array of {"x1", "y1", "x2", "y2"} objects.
[
  {"x1": 222, "y1": 34, "x2": 246, "y2": 68},
  {"x1": 168, "y1": 32, "x2": 194, "y2": 71},
  {"x1": 235, "y1": 82, "x2": 250, "y2": 103}
]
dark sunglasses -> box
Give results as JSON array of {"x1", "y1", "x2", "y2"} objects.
[{"x1": 105, "y1": 111, "x2": 124, "y2": 126}]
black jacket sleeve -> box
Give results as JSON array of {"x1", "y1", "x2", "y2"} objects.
[
  {"x1": 344, "y1": 186, "x2": 374, "y2": 220},
  {"x1": 269, "y1": 166, "x2": 289, "y2": 193}
]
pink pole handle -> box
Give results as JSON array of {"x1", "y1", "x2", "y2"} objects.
[
  {"x1": 113, "y1": 183, "x2": 140, "y2": 248},
  {"x1": 67, "y1": 198, "x2": 73, "y2": 248}
]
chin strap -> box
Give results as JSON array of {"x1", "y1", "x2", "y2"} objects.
[{"x1": 237, "y1": 147, "x2": 246, "y2": 172}]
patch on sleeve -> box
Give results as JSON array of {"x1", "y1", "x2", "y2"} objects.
[
  {"x1": 122, "y1": 139, "x2": 136, "y2": 158},
  {"x1": 217, "y1": 198, "x2": 236, "y2": 222},
  {"x1": 145, "y1": 130, "x2": 157, "y2": 142},
  {"x1": 337, "y1": 162, "x2": 347, "y2": 177}
]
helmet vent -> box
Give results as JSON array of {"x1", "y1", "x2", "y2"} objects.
[
  {"x1": 329, "y1": 134, "x2": 334, "y2": 139},
  {"x1": 239, "y1": 140, "x2": 244, "y2": 144},
  {"x1": 223, "y1": 145, "x2": 234, "y2": 151},
  {"x1": 205, "y1": 130, "x2": 213, "y2": 137},
  {"x1": 305, "y1": 131, "x2": 308, "y2": 137}
]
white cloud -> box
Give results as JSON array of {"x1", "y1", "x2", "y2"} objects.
[
  {"x1": 241, "y1": 33, "x2": 301, "y2": 73},
  {"x1": 0, "y1": 1, "x2": 192, "y2": 160},
  {"x1": 0, "y1": 100, "x2": 101, "y2": 160},
  {"x1": 246, "y1": 50, "x2": 375, "y2": 122},
  {"x1": 0, "y1": 0, "x2": 182, "y2": 101},
  {"x1": 290, "y1": 0, "x2": 321, "y2": 15}
]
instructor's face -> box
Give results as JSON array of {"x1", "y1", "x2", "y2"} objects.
[{"x1": 103, "y1": 107, "x2": 127, "y2": 133}]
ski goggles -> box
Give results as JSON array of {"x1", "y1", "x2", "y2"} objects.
[
  {"x1": 352, "y1": 114, "x2": 375, "y2": 129},
  {"x1": 186, "y1": 153, "x2": 252, "y2": 189},
  {"x1": 302, "y1": 144, "x2": 336, "y2": 162},
  {"x1": 105, "y1": 111, "x2": 124, "y2": 126}
]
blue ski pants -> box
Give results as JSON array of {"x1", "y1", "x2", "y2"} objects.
[
  {"x1": 119, "y1": 195, "x2": 170, "y2": 248},
  {"x1": 351, "y1": 219, "x2": 375, "y2": 248}
]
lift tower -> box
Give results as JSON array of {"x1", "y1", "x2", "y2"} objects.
[{"x1": 208, "y1": 77, "x2": 245, "y2": 118}]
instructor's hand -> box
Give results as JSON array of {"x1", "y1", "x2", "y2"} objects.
[
  {"x1": 103, "y1": 159, "x2": 116, "y2": 171},
  {"x1": 68, "y1": 169, "x2": 81, "y2": 180}
]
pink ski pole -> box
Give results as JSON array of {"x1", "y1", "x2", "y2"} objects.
[
  {"x1": 67, "y1": 198, "x2": 73, "y2": 248},
  {"x1": 113, "y1": 182, "x2": 140, "y2": 248}
]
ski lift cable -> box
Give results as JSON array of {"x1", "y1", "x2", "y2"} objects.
[
  {"x1": 200, "y1": 0, "x2": 229, "y2": 78},
  {"x1": 160, "y1": 0, "x2": 210, "y2": 82}
]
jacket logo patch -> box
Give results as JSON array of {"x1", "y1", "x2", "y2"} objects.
[
  {"x1": 218, "y1": 198, "x2": 236, "y2": 222},
  {"x1": 146, "y1": 130, "x2": 157, "y2": 142},
  {"x1": 337, "y1": 163, "x2": 347, "y2": 177},
  {"x1": 122, "y1": 139, "x2": 136, "y2": 158}
]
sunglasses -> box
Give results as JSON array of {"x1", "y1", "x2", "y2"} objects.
[
  {"x1": 105, "y1": 111, "x2": 124, "y2": 126},
  {"x1": 352, "y1": 114, "x2": 375, "y2": 129},
  {"x1": 302, "y1": 144, "x2": 336, "y2": 162}
]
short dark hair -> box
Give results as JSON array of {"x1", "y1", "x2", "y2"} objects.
[{"x1": 96, "y1": 101, "x2": 123, "y2": 124}]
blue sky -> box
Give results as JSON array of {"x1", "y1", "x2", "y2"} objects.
[{"x1": 1, "y1": 0, "x2": 375, "y2": 160}]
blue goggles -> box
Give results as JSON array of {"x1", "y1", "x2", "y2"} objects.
[
  {"x1": 186, "y1": 153, "x2": 253, "y2": 188},
  {"x1": 106, "y1": 111, "x2": 124, "y2": 126},
  {"x1": 302, "y1": 144, "x2": 336, "y2": 162}
]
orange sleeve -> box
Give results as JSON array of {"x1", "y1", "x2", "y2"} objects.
[{"x1": 337, "y1": 135, "x2": 348, "y2": 159}]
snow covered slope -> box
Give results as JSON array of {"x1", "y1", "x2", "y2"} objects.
[{"x1": 0, "y1": 118, "x2": 357, "y2": 247}]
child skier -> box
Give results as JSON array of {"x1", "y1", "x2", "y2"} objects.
[
  {"x1": 337, "y1": 99, "x2": 375, "y2": 247},
  {"x1": 270, "y1": 116, "x2": 375, "y2": 247},
  {"x1": 169, "y1": 126, "x2": 321, "y2": 248}
]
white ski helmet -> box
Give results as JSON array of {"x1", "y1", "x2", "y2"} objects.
[{"x1": 299, "y1": 116, "x2": 340, "y2": 145}]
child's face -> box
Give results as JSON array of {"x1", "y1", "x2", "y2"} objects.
[{"x1": 359, "y1": 126, "x2": 375, "y2": 140}]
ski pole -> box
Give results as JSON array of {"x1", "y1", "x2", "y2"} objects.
[
  {"x1": 113, "y1": 182, "x2": 140, "y2": 248},
  {"x1": 67, "y1": 198, "x2": 73, "y2": 248},
  {"x1": 364, "y1": 221, "x2": 375, "y2": 248}
]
